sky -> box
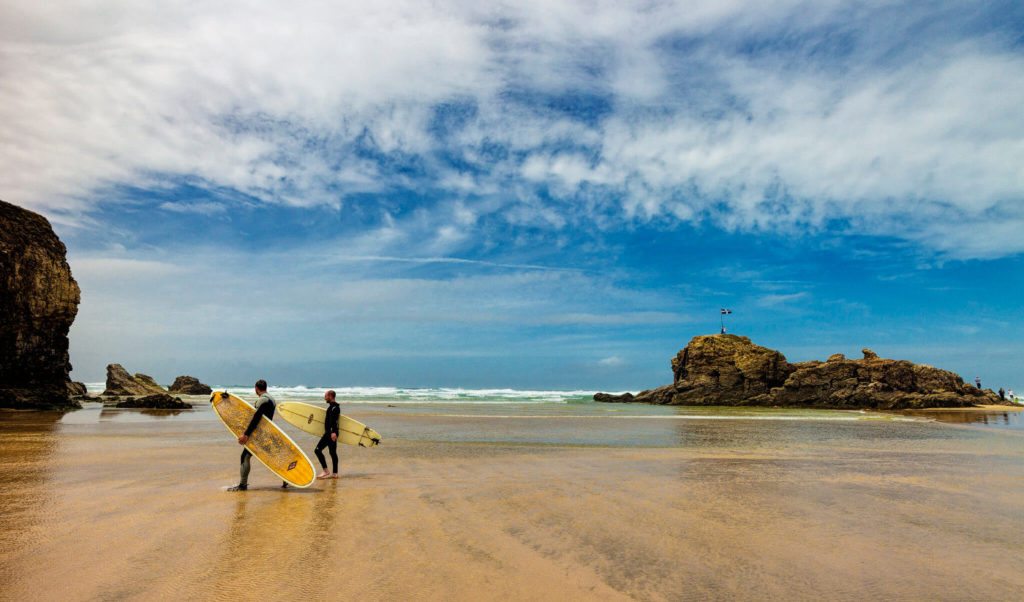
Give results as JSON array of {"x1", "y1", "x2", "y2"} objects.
[{"x1": 2, "y1": 0, "x2": 1023, "y2": 390}]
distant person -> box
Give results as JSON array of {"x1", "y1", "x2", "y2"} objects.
[
  {"x1": 1009, "y1": 389, "x2": 1015, "y2": 403},
  {"x1": 975, "y1": 376, "x2": 981, "y2": 389},
  {"x1": 228, "y1": 379, "x2": 289, "y2": 491},
  {"x1": 315, "y1": 390, "x2": 341, "y2": 479},
  {"x1": 998, "y1": 387, "x2": 1005, "y2": 401}
]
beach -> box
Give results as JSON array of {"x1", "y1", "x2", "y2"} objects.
[{"x1": 2, "y1": 392, "x2": 1024, "y2": 601}]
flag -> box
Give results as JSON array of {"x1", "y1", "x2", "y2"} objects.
[{"x1": 721, "y1": 308, "x2": 732, "y2": 314}]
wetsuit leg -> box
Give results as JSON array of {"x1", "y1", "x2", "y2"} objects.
[
  {"x1": 240, "y1": 449, "x2": 252, "y2": 487},
  {"x1": 328, "y1": 439, "x2": 338, "y2": 473},
  {"x1": 314, "y1": 435, "x2": 329, "y2": 469}
]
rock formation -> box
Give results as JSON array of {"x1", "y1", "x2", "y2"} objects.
[
  {"x1": 167, "y1": 375, "x2": 212, "y2": 395},
  {"x1": 114, "y1": 393, "x2": 192, "y2": 409},
  {"x1": 134, "y1": 373, "x2": 162, "y2": 391},
  {"x1": 669, "y1": 335, "x2": 791, "y2": 404},
  {"x1": 596, "y1": 335, "x2": 1005, "y2": 410},
  {"x1": 102, "y1": 364, "x2": 166, "y2": 396},
  {"x1": 0, "y1": 200, "x2": 81, "y2": 409}
]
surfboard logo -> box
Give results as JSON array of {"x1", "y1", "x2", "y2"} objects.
[
  {"x1": 287, "y1": 461, "x2": 297, "y2": 471},
  {"x1": 307, "y1": 414, "x2": 314, "y2": 424}
]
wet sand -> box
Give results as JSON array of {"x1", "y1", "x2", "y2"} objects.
[{"x1": 2, "y1": 407, "x2": 1024, "y2": 600}]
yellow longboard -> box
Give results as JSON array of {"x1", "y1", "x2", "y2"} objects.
[
  {"x1": 210, "y1": 391, "x2": 316, "y2": 487},
  {"x1": 277, "y1": 401, "x2": 382, "y2": 447}
]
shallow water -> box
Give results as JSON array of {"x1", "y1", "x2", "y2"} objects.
[{"x1": 3, "y1": 392, "x2": 1023, "y2": 600}]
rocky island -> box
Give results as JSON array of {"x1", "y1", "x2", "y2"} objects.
[
  {"x1": 102, "y1": 364, "x2": 192, "y2": 409},
  {"x1": 596, "y1": 335, "x2": 1006, "y2": 410},
  {"x1": 0, "y1": 200, "x2": 82, "y2": 409}
]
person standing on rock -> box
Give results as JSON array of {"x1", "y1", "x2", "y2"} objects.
[
  {"x1": 998, "y1": 387, "x2": 1006, "y2": 401},
  {"x1": 315, "y1": 390, "x2": 341, "y2": 479},
  {"x1": 227, "y1": 379, "x2": 289, "y2": 491},
  {"x1": 975, "y1": 376, "x2": 981, "y2": 389}
]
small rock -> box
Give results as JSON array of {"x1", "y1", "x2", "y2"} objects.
[
  {"x1": 167, "y1": 375, "x2": 212, "y2": 395},
  {"x1": 115, "y1": 393, "x2": 192, "y2": 409}
]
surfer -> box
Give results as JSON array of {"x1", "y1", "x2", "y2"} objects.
[
  {"x1": 314, "y1": 389, "x2": 340, "y2": 479},
  {"x1": 228, "y1": 380, "x2": 289, "y2": 491}
]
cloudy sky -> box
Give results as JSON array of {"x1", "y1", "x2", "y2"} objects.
[{"x1": 3, "y1": 1, "x2": 1022, "y2": 389}]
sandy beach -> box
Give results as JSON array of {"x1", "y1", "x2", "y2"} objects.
[{"x1": 2, "y1": 401, "x2": 1024, "y2": 601}]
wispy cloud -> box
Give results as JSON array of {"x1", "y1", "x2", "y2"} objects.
[
  {"x1": 324, "y1": 255, "x2": 583, "y2": 273},
  {"x1": 2, "y1": 1, "x2": 1023, "y2": 259},
  {"x1": 755, "y1": 292, "x2": 810, "y2": 308}
]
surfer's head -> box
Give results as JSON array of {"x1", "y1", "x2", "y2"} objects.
[
  {"x1": 325, "y1": 390, "x2": 336, "y2": 403},
  {"x1": 255, "y1": 379, "x2": 268, "y2": 393}
]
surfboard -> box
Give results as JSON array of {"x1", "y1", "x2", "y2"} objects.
[
  {"x1": 209, "y1": 391, "x2": 316, "y2": 487},
  {"x1": 277, "y1": 401, "x2": 382, "y2": 447}
]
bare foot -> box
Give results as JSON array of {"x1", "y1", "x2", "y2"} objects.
[
  {"x1": 316, "y1": 472, "x2": 330, "y2": 479},
  {"x1": 330, "y1": 473, "x2": 339, "y2": 479}
]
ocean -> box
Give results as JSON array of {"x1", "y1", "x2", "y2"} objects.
[{"x1": 73, "y1": 383, "x2": 1024, "y2": 440}]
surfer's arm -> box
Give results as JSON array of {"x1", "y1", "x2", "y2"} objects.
[{"x1": 243, "y1": 400, "x2": 274, "y2": 437}]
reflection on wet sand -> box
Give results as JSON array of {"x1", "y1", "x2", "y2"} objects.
[
  {"x1": 99, "y1": 408, "x2": 188, "y2": 419},
  {"x1": 1, "y1": 410, "x2": 1023, "y2": 600},
  {"x1": 902, "y1": 407, "x2": 1024, "y2": 431},
  {"x1": 0, "y1": 411, "x2": 66, "y2": 579}
]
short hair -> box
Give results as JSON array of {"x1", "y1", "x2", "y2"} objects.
[
  {"x1": 326, "y1": 389, "x2": 336, "y2": 399},
  {"x1": 255, "y1": 379, "x2": 268, "y2": 392}
]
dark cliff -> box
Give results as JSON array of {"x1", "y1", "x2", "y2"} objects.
[
  {"x1": 0, "y1": 200, "x2": 81, "y2": 409},
  {"x1": 596, "y1": 335, "x2": 1004, "y2": 410}
]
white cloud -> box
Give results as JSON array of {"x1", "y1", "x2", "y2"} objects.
[
  {"x1": 755, "y1": 292, "x2": 810, "y2": 308},
  {"x1": 598, "y1": 355, "x2": 626, "y2": 367},
  {"x1": 2, "y1": 1, "x2": 1023, "y2": 258}
]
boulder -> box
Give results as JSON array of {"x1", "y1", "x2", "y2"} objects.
[
  {"x1": 0, "y1": 200, "x2": 82, "y2": 409},
  {"x1": 115, "y1": 393, "x2": 192, "y2": 409},
  {"x1": 667, "y1": 335, "x2": 792, "y2": 405},
  {"x1": 167, "y1": 375, "x2": 212, "y2": 395},
  {"x1": 595, "y1": 334, "x2": 1007, "y2": 409},
  {"x1": 102, "y1": 364, "x2": 166, "y2": 396},
  {"x1": 134, "y1": 373, "x2": 163, "y2": 391},
  {"x1": 67, "y1": 381, "x2": 88, "y2": 397}
]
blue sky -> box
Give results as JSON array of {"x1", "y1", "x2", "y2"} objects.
[{"x1": 2, "y1": 1, "x2": 1023, "y2": 390}]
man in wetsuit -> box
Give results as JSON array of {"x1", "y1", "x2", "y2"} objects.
[
  {"x1": 315, "y1": 389, "x2": 341, "y2": 479},
  {"x1": 227, "y1": 379, "x2": 289, "y2": 491}
]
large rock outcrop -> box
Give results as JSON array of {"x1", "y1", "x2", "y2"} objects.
[
  {"x1": 770, "y1": 348, "x2": 996, "y2": 409},
  {"x1": 102, "y1": 364, "x2": 166, "y2": 396},
  {"x1": 669, "y1": 335, "x2": 791, "y2": 404},
  {"x1": 0, "y1": 200, "x2": 81, "y2": 409},
  {"x1": 167, "y1": 375, "x2": 212, "y2": 395},
  {"x1": 596, "y1": 335, "x2": 1005, "y2": 410}
]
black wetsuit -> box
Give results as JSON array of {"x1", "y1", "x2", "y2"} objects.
[{"x1": 314, "y1": 401, "x2": 341, "y2": 473}]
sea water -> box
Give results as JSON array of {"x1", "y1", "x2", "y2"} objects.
[{"x1": 67, "y1": 383, "x2": 1024, "y2": 444}]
